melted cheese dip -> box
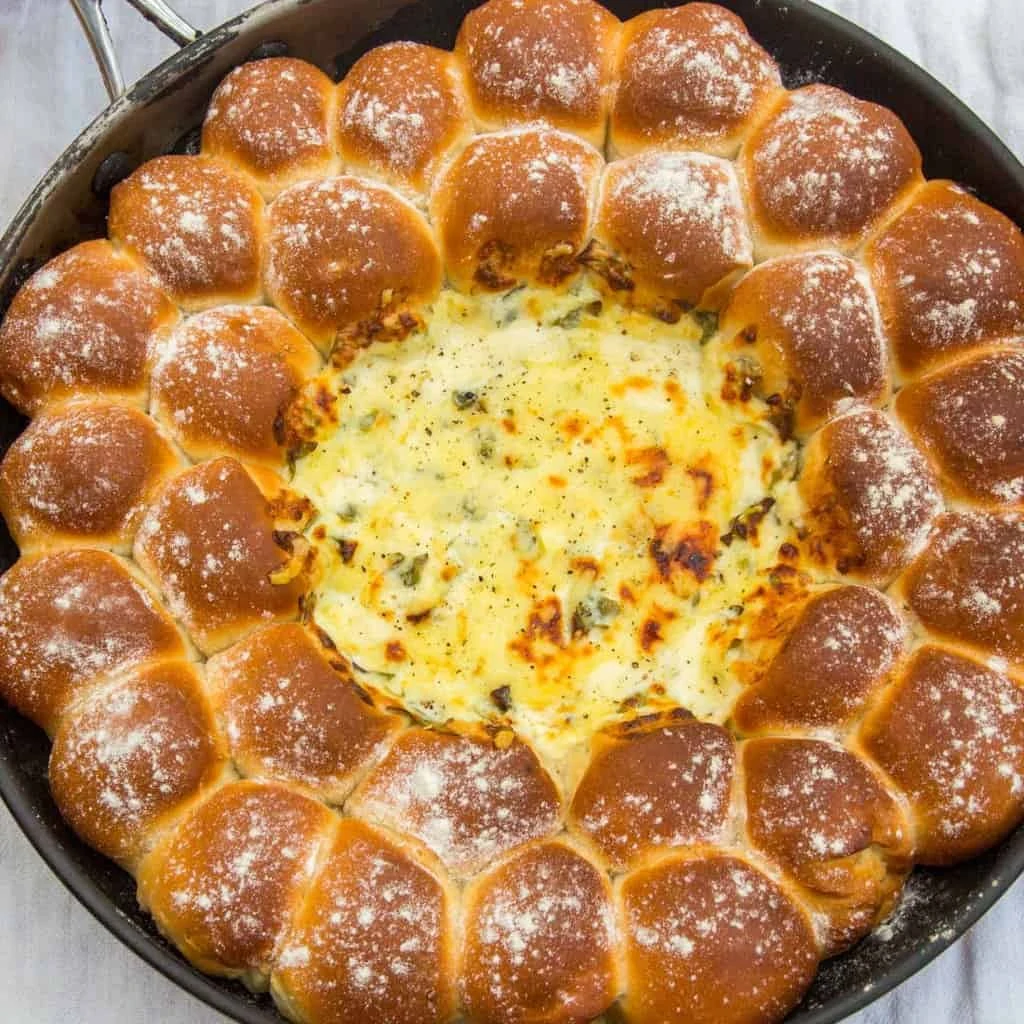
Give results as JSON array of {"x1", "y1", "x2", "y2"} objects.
[{"x1": 294, "y1": 284, "x2": 803, "y2": 761}]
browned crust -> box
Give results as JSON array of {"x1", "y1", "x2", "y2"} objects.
[
  {"x1": 460, "y1": 840, "x2": 618, "y2": 1024},
  {"x1": 857, "y1": 645, "x2": 1024, "y2": 865},
  {"x1": 717, "y1": 252, "x2": 889, "y2": 435},
  {"x1": 897, "y1": 511, "x2": 1024, "y2": 666},
  {"x1": 895, "y1": 346, "x2": 1024, "y2": 508},
  {"x1": 617, "y1": 848, "x2": 820, "y2": 1024},
  {"x1": 740, "y1": 85, "x2": 923, "y2": 255},
  {"x1": 109, "y1": 155, "x2": 265, "y2": 309},
  {"x1": 430, "y1": 127, "x2": 603, "y2": 291},
  {"x1": 455, "y1": 0, "x2": 620, "y2": 145},
  {"x1": 0, "y1": 400, "x2": 183, "y2": 552},
  {"x1": 150, "y1": 305, "x2": 320, "y2": 466},
  {"x1": 133, "y1": 458, "x2": 309, "y2": 655},
  {"x1": 271, "y1": 817, "x2": 458, "y2": 1024},
  {"x1": 0, "y1": 549, "x2": 185, "y2": 734},
  {"x1": 594, "y1": 150, "x2": 752, "y2": 310},
  {"x1": 799, "y1": 409, "x2": 943, "y2": 584},
  {"x1": 265, "y1": 176, "x2": 442, "y2": 350},
  {"x1": 205, "y1": 623, "x2": 402, "y2": 802},
  {"x1": 347, "y1": 723, "x2": 562, "y2": 877},
  {"x1": 739, "y1": 737, "x2": 911, "y2": 955},
  {"x1": 202, "y1": 57, "x2": 337, "y2": 196},
  {"x1": 568, "y1": 713, "x2": 734, "y2": 870},
  {"x1": 336, "y1": 42, "x2": 472, "y2": 194},
  {"x1": 732, "y1": 585, "x2": 906, "y2": 733},
  {"x1": 865, "y1": 180, "x2": 1024, "y2": 375},
  {"x1": 137, "y1": 780, "x2": 337, "y2": 983},
  {"x1": 0, "y1": 240, "x2": 177, "y2": 415},
  {"x1": 610, "y1": 3, "x2": 783, "y2": 157},
  {"x1": 49, "y1": 660, "x2": 227, "y2": 870}
]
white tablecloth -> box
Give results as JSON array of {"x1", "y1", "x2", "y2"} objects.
[{"x1": 0, "y1": 1, "x2": 1022, "y2": 1021}]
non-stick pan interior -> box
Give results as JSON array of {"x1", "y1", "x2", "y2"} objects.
[{"x1": 1, "y1": 2, "x2": 1023, "y2": 1022}]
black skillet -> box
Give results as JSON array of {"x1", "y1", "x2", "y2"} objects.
[{"x1": 1, "y1": 1, "x2": 1022, "y2": 1021}]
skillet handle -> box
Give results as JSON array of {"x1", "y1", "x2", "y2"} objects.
[{"x1": 69, "y1": 0, "x2": 202, "y2": 102}]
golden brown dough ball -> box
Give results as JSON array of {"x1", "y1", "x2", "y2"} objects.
[
  {"x1": 205, "y1": 623, "x2": 402, "y2": 802},
  {"x1": 617, "y1": 848, "x2": 820, "y2": 1024},
  {"x1": 336, "y1": 42, "x2": 473, "y2": 196},
  {"x1": 739, "y1": 737, "x2": 911, "y2": 955},
  {"x1": 800, "y1": 409, "x2": 944, "y2": 584},
  {"x1": 895, "y1": 347, "x2": 1024, "y2": 508},
  {"x1": 49, "y1": 660, "x2": 227, "y2": 870},
  {"x1": 108, "y1": 155, "x2": 264, "y2": 309},
  {"x1": 732, "y1": 585, "x2": 907, "y2": 734},
  {"x1": 460, "y1": 840, "x2": 619, "y2": 1024},
  {"x1": 593, "y1": 150, "x2": 752, "y2": 311},
  {"x1": 265, "y1": 175, "x2": 442, "y2": 351},
  {"x1": 455, "y1": 0, "x2": 619, "y2": 146},
  {"x1": 0, "y1": 549, "x2": 185, "y2": 734},
  {"x1": 272, "y1": 818, "x2": 458, "y2": 1024},
  {"x1": 857, "y1": 644, "x2": 1024, "y2": 865},
  {"x1": 133, "y1": 458, "x2": 310, "y2": 655},
  {"x1": 0, "y1": 400, "x2": 183, "y2": 554},
  {"x1": 430, "y1": 127, "x2": 603, "y2": 291},
  {"x1": 896, "y1": 511, "x2": 1024, "y2": 666},
  {"x1": 137, "y1": 779, "x2": 337, "y2": 989},
  {"x1": 610, "y1": 3, "x2": 783, "y2": 158},
  {"x1": 0, "y1": 240, "x2": 177, "y2": 415},
  {"x1": 202, "y1": 57, "x2": 337, "y2": 197},
  {"x1": 568, "y1": 711, "x2": 734, "y2": 871},
  {"x1": 716, "y1": 251, "x2": 889, "y2": 436},
  {"x1": 866, "y1": 180, "x2": 1024, "y2": 376},
  {"x1": 739, "y1": 85, "x2": 923, "y2": 257},
  {"x1": 347, "y1": 723, "x2": 561, "y2": 877},
  {"x1": 150, "y1": 305, "x2": 320, "y2": 467}
]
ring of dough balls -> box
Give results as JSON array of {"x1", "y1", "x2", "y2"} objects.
[
  {"x1": 108, "y1": 155, "x2": 265, "y2": 309},
  {"x1": 0, "y1": 400, "x2": 183, "y2": 553},
  {"x1": 0, "y1": 240, "x2": 177, "y2": 415},
  {"x1": 202, "y1": 57, "x2": 338, "y2": 198},
  {"x1": 49, "y1": 659, "x2": 228, "y2": 870},
  {"x1": 205, "y1": 623, "x2": 402, "y2": 802},
  {"x1": 265, "y1": 175, "x2": 442, "y2": 351},
  {"x1": 150, "y1": 305, "x2": 321, "y2": 467},
  {"x1": 739, "y1": 84, "x2": 923, "y2": 257},
  {"x1": 610, "y1": 2, "x2": 783, "y2": 157},
  {"x1": 0, "y1": 548, "x2": 185, "y2": 734},
  {"x1": 0, "y1": 3, "x2": 1022, "y2": 1023},
  {"x1": 335, "y1": 42, "x2": 473, "y2": 195}
]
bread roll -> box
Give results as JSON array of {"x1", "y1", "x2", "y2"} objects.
[
  {"x1": 347, "y1": 723, "x2": 561, "y2": 877},
  {"x1": 0, "y1": 240, "x2": 177, "y2": 415},
  {"x1": 0, "y1": 400, "x2": 182, "y2": 553},
  {"x1": 109, "y1": 155, "x2": 264, "y2": 309},
  {"x1": 203, "y1": 57, "x2": 337, "y2": 197},
  {"x1": 0, "y1": 549, "x2": 185, "y2": 734}
]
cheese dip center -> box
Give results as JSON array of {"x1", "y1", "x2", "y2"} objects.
[{"x1": 295, "y1": 285, "x2": 800, "y2": 760}]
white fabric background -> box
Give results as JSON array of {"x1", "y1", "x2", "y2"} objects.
[{"x1": 0, "y1": 0, "x2": 1021, "y2": 1021}]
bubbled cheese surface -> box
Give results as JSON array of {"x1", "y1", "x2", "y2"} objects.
[{"x1": 296, "y1": 284, "x2": 802, "y2": 759}]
